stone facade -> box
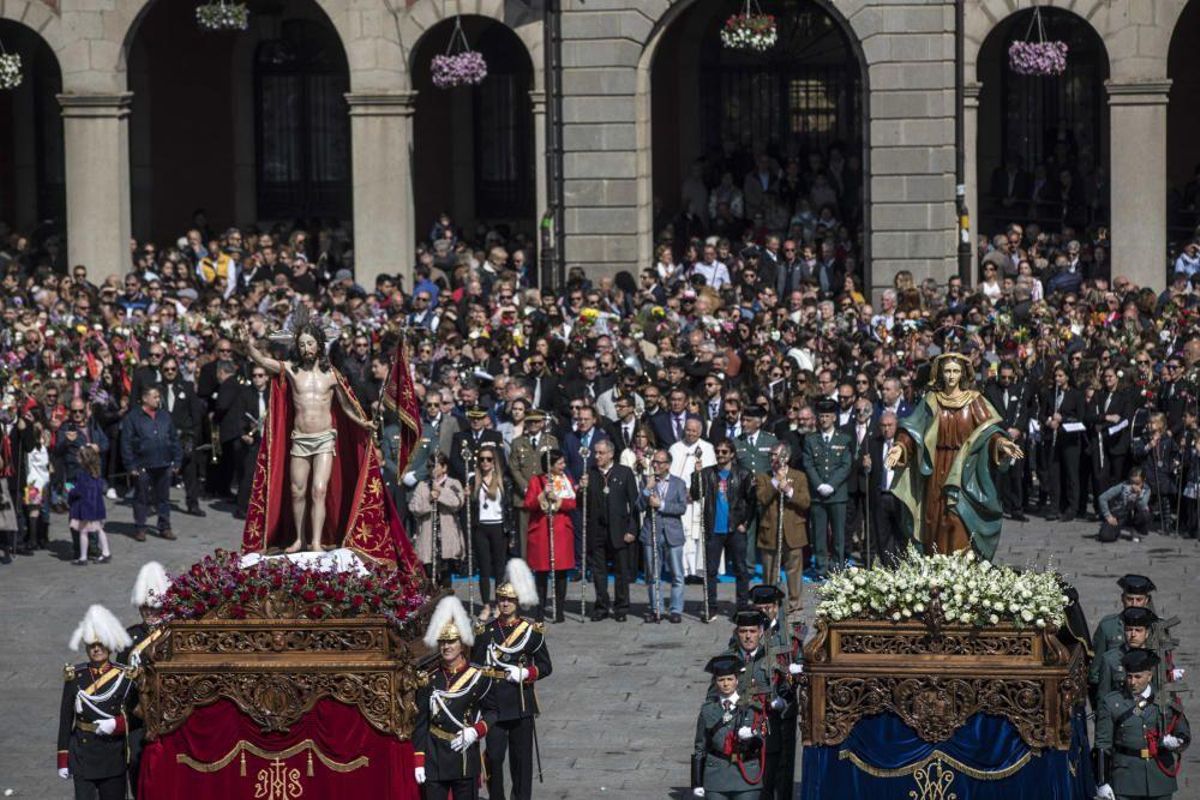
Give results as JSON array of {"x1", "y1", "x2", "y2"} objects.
[{"x1": 0, "y1": 0, "x2": 1192, "y2": 291}]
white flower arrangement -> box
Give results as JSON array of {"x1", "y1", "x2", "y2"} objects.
[
  {"x1": 0, "y1": 53, "x2": 22, "y2": 91},
  {"x1": 195, "y1": 2, "x2": 249, "y2": 32},
  {"x1": 815, "y1": 545, "x2": 1068, "y2": 630},
  {"x1": 720, "y1": 12, "x2": 777, "y2": 53}
]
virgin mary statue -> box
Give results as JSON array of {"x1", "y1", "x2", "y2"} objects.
[{"x1": 884, "y1": 353, "x2": 1024, "y2": 560}]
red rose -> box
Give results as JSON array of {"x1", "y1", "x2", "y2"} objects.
[
  {"x1": 334, "y1": 590, "x2": 346, "y2": 602},
  {"x1": 306, "y1": 605, "x2": 324, "y2": 619},
  {"x1": 256, "y1": 586, "x2": 269, "y2": 598},
  {"x1": 222, "y1": 587, "x2": 234, "y2": 599},
  {"x1": 271, "y1": 575, "x2": 284, "y2": 589},
  {"x1": 350, "y1": 595, "x2": 364, "y2": 608},
  {"x1": 193, "y1": 602, "x2": 207, "y2": 615},
  {"x1": 302, "y1": 589, "x2": 317, "y2": 602}
]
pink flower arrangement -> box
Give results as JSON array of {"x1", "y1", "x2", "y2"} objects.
[
  {"x1": 159, "y1": 549, "x2": 428, "y2": 631},
  {"x1": 431, "y1": 51, "x2": 488, "y2": 89},
  {"x1": 1008, "y1": 40, "x2": 1068, "y2": 76}
]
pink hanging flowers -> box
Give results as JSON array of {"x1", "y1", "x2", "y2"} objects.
[
  {"x1": 432, "y1": 51, "x2": 488, "y2": 89},
  {"x1": 1008, "y1": 41, "x2": 1068, "y2": 76}
]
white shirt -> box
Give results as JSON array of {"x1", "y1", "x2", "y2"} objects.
[
  {"x1": 691, "y1": 260, "x2": 731, "y2": 290},
  {"x1": 477, "y1": 482, "x2": 504, "y2": 523},
  {"x1": 669, "y1": 439, "x2": 716, "y2": 486}
]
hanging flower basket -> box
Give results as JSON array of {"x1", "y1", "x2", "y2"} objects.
[
  {"x1": 431, "y1": 16, "x2": 487, "y2": 89},
  {"x1": 721, "y1": 0, "x2": 776, "y2": 52},
  {"x1": 0, "y1": 52, "x2": 21, "y2": 91},
  {"x1": 1007, "y1": 8, "x2": 1067, "y2": 76},
  {"x1": 195, "y1": 1, "x2": 249, "y2": 32}
]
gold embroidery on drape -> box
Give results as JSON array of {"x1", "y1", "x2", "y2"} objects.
[
  {"x1": 837, "y1": 748, "x2": 1034, "y2": 781},
  {"x1": 175, "y1": 738, "x2": 369, "y2": 774}
]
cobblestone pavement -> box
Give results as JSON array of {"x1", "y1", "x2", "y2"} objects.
[{"x1": 1, "y1": 493, "x2": 1198, "y2": 799}]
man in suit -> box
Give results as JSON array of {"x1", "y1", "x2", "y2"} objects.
[
  {"x1": 650, "y1": 387, "x2": 695, "y2": 449},
  {"x1": 755, "y1": 444, "x2": 810, "y2": 621},
  {"x1": 129, "y1": 343, "x2": 167, "y2": 405},
  {"x1": 161, "y1": 357, "x2": 206, "y2": 517},
  {"x1": 556, "y1": 356, "x2": 613, "y2": 419},
  {"x1": 609, "y1": 395, "x2": 640, "y2": 459},
  {"x1": 581, "y1": 440, "x2": 640, "y2": 621},
  {"x1": 1043, "y1": 365, "x2": 1085, "y2": 521},
  {"x1": 875, "y1": 377, "x2": 911, "y2": 420},
  {"x1": 232, "y1": 366, "x2": 271, "y2": 519},
  {"x1": 637, "y1": 448, "x2": 689, "y2": 623},
  {"x1": 709, "y1": 395, "x2": 743, "y2": 450},
  {"x1": 518, "y1": 355, "x2": 554, "y2": 412},
  {"x1": 840, "y1": 397, "x2": 874, "y2": 557},
  {"x1": 985, "y1": 362, "x2": 1032, "y2": 521},
  {"x1": 449, "y1": 406, "x2": 505, "y2": 484},
  {"x1": 408, "y1": 388, "x2": 461, "y2": 484},
  {"x1": 562, "y1": 404, "x2": 611, "y2": 572},
  {"x1": 803, "y1": 398, "x2": 852, "y2": 577},
  {"x1": 699, "y1": 372, "x2": 726, "y2": 437},
  {"x1": 211, "y1": 360, "x2": 244, "y2": 499},
  {"x1": 595, "y1": 368, "x2": 642, "y2": 424},
  {"x1": 1086, "y1": 366, "x2": 1134, "y2": 507},
  {"x1": 867, "y1": 411, "x2": 906, "y2": 565}
]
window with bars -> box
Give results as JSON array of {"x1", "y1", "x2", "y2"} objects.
[{"x1": 474, "y1": 72, "x2": 533, "y2": 219}]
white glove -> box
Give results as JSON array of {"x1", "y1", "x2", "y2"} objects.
[
  {"x1": 1161, "y1": 734, "x2": 1183, "y2": 751},
  {"x1": 451, "y1": 727, "x2": 479, "y2": 752},
  {"x1": 770, "y1": 696, "x2": 786, "y2": 711},
  {"x1": 505, "y1": 664, "x2": 530, "y2": 684},
  {"x1": 737, "y1": 725, "x2": 753, "y2": 741},
  {"x1": 1096, "y1": 783, "x2": 1115, "y2": 800},
  {"x1": 96, "y1": 718, "x2": 117, "y2": 735},
  {"x1": 413, "y1": 766, "x2": 426, "y2": 785},
  {"x1": 1171, "y1": 667, "x2": 1187, "y2": 682},
  {"x1": 693, "y1": 789, "x2": 705, "y2": 797},
  {"x1": 817, "y1": 483, "x2": 833, "y2": 496},
  {"x1": 402, "y1": 471, "x2": 418, "y2": 488},
  {"x1": 58, "y1": 768, "x2": 70, "y2": 780},
  {"x1": 788, "y1": 663, "x2": 804, "y2": 676},
  {"x1": 129, "y1": 651, "x2": 142, "y2": 669}
]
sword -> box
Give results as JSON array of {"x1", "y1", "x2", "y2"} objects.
[{"x1": 532, "y1": 711, "x2": 544, "y2": 783}]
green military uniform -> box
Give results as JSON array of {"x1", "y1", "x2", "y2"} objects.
[
  {"x1": 735, "y1": 413, "x2": 777, "y2": 563},
  {"x1": 802, "y1": 410, "x2": 852, "y2": 576},
  {"x1": 1090, "y1": 575, "x2": 1161, "y2": 690},
  {"x1": 1096, "y1": 689, "x2": 1190, "y2": 799},
  {"x1": 1096, "y1": 646, "x2": 1165, "y2": 701},
  {"x1": 693, "y1": 654, "x2": 767, "y2": 800},
  {"x1": 754, "y1": 589, "x2": 802, "y2": 800},
  {"x1": 1096, "y1": 608, "x2": 1171, "y2": 700},
  {"x1": 508, "y1": 421, "x2": 557, "y2": 560}
]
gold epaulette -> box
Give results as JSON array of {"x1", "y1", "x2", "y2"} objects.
[
  {"x1": 532, "y1": 622, "x2": 546, "y2": 635},
  {"x1": 415, "y1": 670, "x2": 430, "y2": 688},
  {"x1": 473, "y1": 622, "x2": 487, "y2": 637},
  {"x1": 63, "y1": 663, "x2": 75, "y2": 682}
]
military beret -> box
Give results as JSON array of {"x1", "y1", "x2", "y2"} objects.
[
  {"x1": 749, "y1": 585, "x2": 784, "y2": 605},
  {"x1": 1120, "y1": 606, "x2": 1158, "y2": 628},
  {"x1": 705, "y1": 654, "x2": 745, "y2": 677},
  {"x1": 466, "y1": 406, "x2": 488, "y2": 419},
  {"x1": 743, "y1": 406, "x2": 767, "y2": 419},
  {"x1": 1117, "y1": 575, "x2": 1156, "y2": 595},
  {"x1": 815, "y1": 398, "x2": 838, "y2": 415},
  {"x1": 524, "y1": 409, "x2": 547, "y2": 422},
  {"x1": 732, "y1": 608, "x2": 768, "y2": 629},
  {"x1": 1121, "y1": 648, "x2": 1160, "y2": 673}
]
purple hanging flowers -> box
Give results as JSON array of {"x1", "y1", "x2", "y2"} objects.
[
  {"x1": 431, "y1": 51, "x2": 488, "y2": 89},
  {"x1": 1008, "y1": 7, "x2": 1068, "y2": 77},
  {"x1": 431, "y1": 16, "x2": 488, "y2": 89},
  {"x1": 1008, "y1": 41, "x2": 1068, "y2": 76}
]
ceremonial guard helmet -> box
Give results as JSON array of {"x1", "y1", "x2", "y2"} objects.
[
  {"x1": 131, "y1": 561, "x2": 170, "y2": 609},
  {"x1": 494, "y1": 558, "x2": 539, "y2": 608},
  {"x1": 69, "y1": 605, "x2": 133, "y2": 653},
  {"x1": 424, "y1": 595, "x2": 475, "y2": 648}
]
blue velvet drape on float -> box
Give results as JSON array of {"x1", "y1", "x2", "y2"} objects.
[{"x1": 802, "y1": 711, "x2": 1094, "y2": 800}]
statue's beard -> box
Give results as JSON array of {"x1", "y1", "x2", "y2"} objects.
[{"x1": 299, "y1": 352, "x2": 317, "y2": 369}]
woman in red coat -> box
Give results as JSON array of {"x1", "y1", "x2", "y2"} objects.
[{"x1": 523, "y1": 449, "x2": 575, "y2": 623}]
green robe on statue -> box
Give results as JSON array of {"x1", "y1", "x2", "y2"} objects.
[{"x1": 892, "y1": 390, "x2": 1012, "y2": 560}]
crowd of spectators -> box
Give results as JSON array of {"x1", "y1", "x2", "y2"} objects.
[{"x1": 0, "y1": 185, "x2": 1197, "y2": 628}]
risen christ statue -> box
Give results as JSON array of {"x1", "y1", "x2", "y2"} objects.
[{"x1": 239, "y1": 322, "x2": 376, "y2": 552}]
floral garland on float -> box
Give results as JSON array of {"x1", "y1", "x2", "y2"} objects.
[
  {"x1": 1007, "y1": 6, "x2": 1067, "y2": 76},
  {"x1": 431, "y1": 16, "x2": 488, "y2": 88},
  {"x1": 158, "y1": 549, "x2": 428, "y2": 630},
  {"x1": 721, "y1": 0, "x2": 777, "y2": 53},
  {"x1": 815, "y1": 545, "x2": 1069, "y2": 630}
]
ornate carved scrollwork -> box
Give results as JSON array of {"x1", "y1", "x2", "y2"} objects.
[
  {"x1": 821, "y1": 676, "x2": 1047, "y2": 747},
  {"x1": 838, "y1": 632, "x2": 1034, "y2": 658},
  {"x1": 170, "y1": 628, "x2": 385, "y2": 656}
]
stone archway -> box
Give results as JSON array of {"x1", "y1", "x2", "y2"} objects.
[
  {"x1": 635, "y1": 0, "x2": 872, "y2": 289},
  {"x1": 0, "y1": 16, "x2": 65, "y2": 230}
]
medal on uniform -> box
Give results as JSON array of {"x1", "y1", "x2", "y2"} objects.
[{"x1": 722, "y1": 710, "x2": 733, "y2": 724}]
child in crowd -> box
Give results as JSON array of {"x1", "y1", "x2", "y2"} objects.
[{"x1": 68, "y1": 446, "x2": 110, "y2": 565}]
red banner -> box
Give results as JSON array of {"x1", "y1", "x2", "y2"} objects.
[
  {"x1": 140, "y1": 699, "x2": 418, "y2": 800},
  {"x1": 381, "y1": 338, "x2": 423, "y2": 481}
]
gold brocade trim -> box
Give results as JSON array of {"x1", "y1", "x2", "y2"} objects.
[
  {"x1": 837, "y1": 748, "x2": 1034, "y2": 781},
  {"x1": 930, "y1": 389, "x2": 979, "y2": 410},
  {"x1": 175, "y1": 739, "x2": 369, "y2": 775}
]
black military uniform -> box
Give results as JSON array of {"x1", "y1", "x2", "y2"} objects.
[
  {"x1": 413, "y1": 657, "x2": 498, "y2": 799},
  {"x1": 57, "y1": 661, "x2": 138, "y2": 800},
  {"x1": 471, "y1": 594, "x2": 552, "y2": 800}
]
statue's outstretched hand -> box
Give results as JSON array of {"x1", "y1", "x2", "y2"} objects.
[
  {"x1": 885, "y1": 444, "x2": 905, "y2": 469},
  {"x1": 998, "y1": 438, "x2": 1024, "y2": 461}
]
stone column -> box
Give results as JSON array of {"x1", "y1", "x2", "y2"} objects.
[
  {"x1": 345, "y1": 91, "x2": 417, "y2": 290},
  {"x1": 58, "y1": 93, "x2": 132, "y2": 277},
  {"x1": 964, "y1": 82, "x2": 982, "y2": 281},
  {"x1": 1107, "y1": 80, "x2": 1171, "y2": 291},
  {"x1": 530, "y1": 89, "x2": 548, "y2": 225}
]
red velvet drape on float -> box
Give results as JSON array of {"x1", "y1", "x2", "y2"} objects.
[
  {"x1": 240, "y1": 370, "x2": 422, "y2": 579},
  {"x1": 139, "y1": 699, "x2": 418, "y2": 799}
]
